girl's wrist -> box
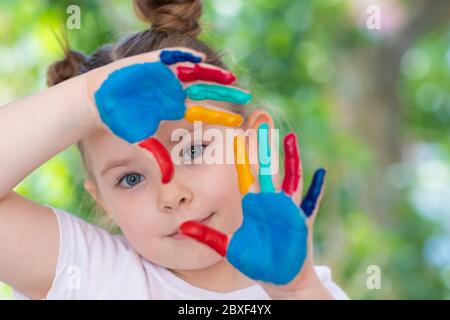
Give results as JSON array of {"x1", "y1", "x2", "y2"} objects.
[
  {"x1": 263, "y1": 278, "x2": 334, "y2": 300},
  {"x1": 59, "y1": 73, "x2": 104, "y2": 135},
  {"x1": 288, "y1": 283, "x2": 334, "y2": 300},
  {"x1": 260, "y1": 265, "x2": 334, "y2": 300}
]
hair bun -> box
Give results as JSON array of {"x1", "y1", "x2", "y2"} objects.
[
  {"x1": 47, "y1": 50, "x2": 87, "y2": 86},
  {"x1": 133, "y1": 0, "x2": 202, "y2": 37}
]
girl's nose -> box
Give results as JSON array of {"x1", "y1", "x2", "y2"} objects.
[{"x1": 158, "y1": 185, "x2": 193, "y2": 213}]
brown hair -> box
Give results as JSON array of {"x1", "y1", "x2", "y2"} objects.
[{"x1": 48, "y1": 0, "x2": 227, "y2": 88}]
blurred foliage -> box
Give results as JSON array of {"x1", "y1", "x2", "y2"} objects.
[{"x1": 1, "y1": 0, "x2": 449, "y2": 299}]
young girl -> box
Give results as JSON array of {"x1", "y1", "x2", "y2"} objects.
[{"x1": 0, "y1": 0, "x2": 348, "y2": 300}]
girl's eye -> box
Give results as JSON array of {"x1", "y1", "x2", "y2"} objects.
[
  {"x1": 183, "y1": 143, "x2": 208, "y2": 161},
  {"x1": 117, "y1": 173, "x2": 144, "y2": 189}
]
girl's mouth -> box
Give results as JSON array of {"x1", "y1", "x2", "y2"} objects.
[{"x1": 167, "y1": 212, "x2": 216, "y2": 239}]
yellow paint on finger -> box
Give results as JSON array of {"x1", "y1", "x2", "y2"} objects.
[
  {"x1": 234, "y1": 136, "x2": 254, "y2": 195},
  {"x1": 185, "y1": 106, "x2": 243, "y2": 127}
]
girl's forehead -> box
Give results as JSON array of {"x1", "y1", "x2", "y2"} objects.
[
  {"x1": 83, "y1": 129, "x2": 139, "y2": 162},
  {"x1": 186, "y1": 98, "x2": 236, "y2": 112}
]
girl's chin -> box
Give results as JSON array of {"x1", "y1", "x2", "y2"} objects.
[{"x1": 161, "y1": 245, "x2": 223, "y2": 270}]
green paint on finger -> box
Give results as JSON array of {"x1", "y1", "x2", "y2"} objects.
[{"x1": 186, "y1": 84, "x2": 252, "y2": 104}]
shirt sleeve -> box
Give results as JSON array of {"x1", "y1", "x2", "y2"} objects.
[
  {"x1": 13, "y1": 205, "x2": 145, "y2": 300},
  {"x1": 314, "y1": 265, "x2": 349, "y2": 300}
]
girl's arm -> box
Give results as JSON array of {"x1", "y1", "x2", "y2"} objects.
[{"x1": 0, "y1": 74, "x2": 98, "y2": 299}]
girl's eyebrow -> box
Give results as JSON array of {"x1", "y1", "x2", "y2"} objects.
[{"x1": 101, "y1": 158, "x2": 134, "y2": 176}]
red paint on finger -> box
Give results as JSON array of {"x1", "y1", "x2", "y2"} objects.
[
  {"x1": 138, "y1": 137, "x2": 174, "y2": 184},
  {"x1": 281, "y1": 133, "x2": 301, "y2": 195},
  {"x1": 177, "y1": 65, "x2": 236, "y2": 85},
  {"x1": 180, "y1": 221, "x2": 229, "y2": 257}
]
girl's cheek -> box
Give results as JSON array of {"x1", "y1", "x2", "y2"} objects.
[
  {"x1": 195, "y1": 164, "x2": 237, "y2": 200},
  {"x1": 119, "y1": 214, "x2": 163, "y2": 245},
  {"x1": 107, "y1": 197, "x2": 153, "y2": 228}
]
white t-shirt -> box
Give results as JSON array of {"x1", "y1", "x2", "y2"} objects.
[{"x1": 13, "y1": 206, "x2": 348, "y2": 300}]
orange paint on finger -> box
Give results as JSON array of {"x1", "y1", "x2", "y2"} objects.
[
  {"x1": 185, "y1": 106, "x2": 243, "y2": 127},
  {"x1": 234, "y1": 136, "x2": 254, "y2": 195}
]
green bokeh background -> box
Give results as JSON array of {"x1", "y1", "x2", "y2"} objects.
[{"x1": 1, "y1": 0, "x2": 449, "y2": 299}]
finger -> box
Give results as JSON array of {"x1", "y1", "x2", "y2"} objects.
[
  {"x1": 105, "y1": 47, "x2": 206, "y2": 71},
  {"x1": 281, "y1": 133, "x2": 301, "y2": 196},
  {"x1": 186, "y1": 84, "x2": 252, "y2": 105},
  {"x1": 257, "y1": 123, "x2": 275, "y2": 193},
  {"x1": 185, "y1": 106, "x2": 243, "y2": 127},
  {"x1": 290, "y1": 139, "x2": 303, "y2": 207},
  {"x1": 234, "y1": 135, "x2": 256, "y2": 195},
  {"x1": 138, "y1": 137, "x2": 174, "y2": 184},
  {"x1": 177, "y1": 64, "x2": 236, "y2": 85},
  {"x1": 300, "y1": 168, "x2": 326, "y2": 218},
  {"x1": 160, "y1": 49, "x2": 204, "y2": 65},
  {"x1": 180, "y1": 221, "x2": 229, "y2": 257},
  {"x1": 162, "y1": 47, "x2": 207, "y2": 62},
  {"x1": 303, "y1": 170, "x2": 326, "y2": 256}
]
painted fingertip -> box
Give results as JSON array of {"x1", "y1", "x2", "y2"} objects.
[
  {"x1": 281, "y1": 133, "x2": 301, "y2": 196},
  {"x1": 138, "y1": 137, "x2": 175, "y2": 184},
  {"x1": 160, "y1": 50, "x2": 202, "y2": 65},
  {"x1": 258, "y1": 123, "x2": 269, "y2": 132},
  {"x1": 177, "y1": 65, "x2": 236, "y2": 85},
  {"x1": 314, "y1": 168, "x2": 326, "y2": 183},
  {"x1": 184, "y1": 106, "x2": 243, "y2": 127},
  {"x1": 300, "y1": 168, "x2": 326, "y2": 217},
  {"x1": 186, "y1": 84, "x2": 252, "y2": 104},
  {"x1": 258, "y1": 123, "x2": 275, "y2": 193},
  {"x1": 180, "y1": 221, "x2": 229, "y2": 257},
  {"x1": 234, "y1": 135, "x2": 255, "y2": 195}
]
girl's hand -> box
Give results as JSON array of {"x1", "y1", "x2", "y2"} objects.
[
  {"x1": 81, "y1": 47, "x2": 251, "y2": 183},
  {"x1": 180, "y1": 124, "x2": 332, "y2": 299},
  {"x1": 84, "y1": 47, "x2": 205, "y2": 142}
]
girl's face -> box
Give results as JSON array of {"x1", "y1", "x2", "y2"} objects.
[{"x1": 83, "y1": 100, "x2": 257, "y2": 270}]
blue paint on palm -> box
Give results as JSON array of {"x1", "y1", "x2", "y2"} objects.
[
  {"x1": 94, "y1": 62, "x2": 186, "y2": 143},
  {"x1": 226, "y1": 192, "x2": 308, "y2": 285}
]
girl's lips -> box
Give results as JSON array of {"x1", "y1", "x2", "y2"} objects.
[{"x1": 168, "y1": 212, "x2": 215, "y2": 239}]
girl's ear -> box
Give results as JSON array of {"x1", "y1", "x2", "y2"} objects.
[
  {"x1": 84, "y1": 179, "x2": 99, "y2": 202},
  {"x1": 245, "y1": 109, "x2": 274, "y2": 131},
  {"x1": 84, "y1": 179, "x2": 113, "y2": 218}
]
